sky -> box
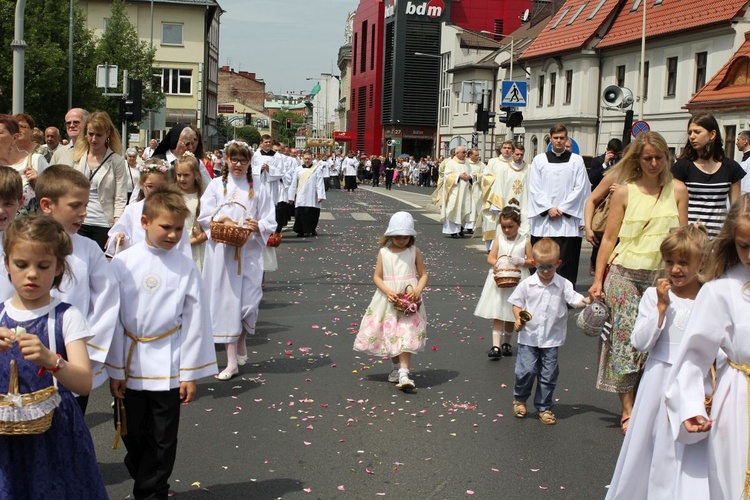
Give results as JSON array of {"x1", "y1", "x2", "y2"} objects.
[{"x1": 218, "y1": 0, "x2": 360, "y2": 97}]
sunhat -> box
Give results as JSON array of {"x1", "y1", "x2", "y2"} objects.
[{"x1": 384, "y1": 211, "x2": 417, "y2": 237}]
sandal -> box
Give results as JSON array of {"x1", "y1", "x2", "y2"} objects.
[
  {"x1": 512, "y1": 400, "x2": 527, "y2": 418},
  {"x1": 538, "y1": 410, "x2": 557, "y2": 425},
  {"x1": 620, "y1": 416, "x2": 630, "y2": 435}
]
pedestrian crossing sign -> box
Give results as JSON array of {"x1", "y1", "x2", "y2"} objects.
[{"x1": 501, "y1": 81, "x2": 527, "y2": 107}]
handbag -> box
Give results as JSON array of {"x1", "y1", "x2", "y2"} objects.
[{"x1": 591, "y1": 192, "x2": 612, "y2": 233}]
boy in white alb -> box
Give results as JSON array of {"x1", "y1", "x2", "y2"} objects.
[
  {"x1": 508, "y1": 238, "x2": 589, "y2": 425},
  {"x1": 107, "y1": 185, "x2": 217, "y2": 499},
  {"x1": 36, "y1": 165, "x2": 121, "y2": 413}
]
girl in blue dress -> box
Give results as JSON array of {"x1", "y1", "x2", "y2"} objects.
[{"x1": 0, "y1": 216, "x2": 107, "y2": 498}]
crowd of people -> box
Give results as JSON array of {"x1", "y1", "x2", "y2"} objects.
[
  {"x1": 2, "y1": 105, "x2": 750, "y2": 498},
  {"x1": 0, "y1": 108, "x2": 336, "y2": 498}
]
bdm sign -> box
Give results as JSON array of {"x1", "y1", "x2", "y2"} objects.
[{"x1": 385, "y1": 0, "x2": 448, "y2": 21}]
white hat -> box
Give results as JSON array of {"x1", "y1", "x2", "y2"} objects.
[{"x1": 384, "y1": 211, "x2": 417, "y2": 236}]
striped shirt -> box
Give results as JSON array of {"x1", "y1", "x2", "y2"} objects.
[{"x1": 671, "y1": 158, "x2": 745, "y2": 238}]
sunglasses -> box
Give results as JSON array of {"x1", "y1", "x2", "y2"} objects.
[
  {"x1": 536, "y1": 264, "x2": 558, "y2": 272},
  {"x1": 65, "y1": 120, "x2": 81, "y2": 127}
]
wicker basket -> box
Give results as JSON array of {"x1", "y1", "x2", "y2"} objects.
[
  {"x1": 0, "y1": 360, "x2": 60, "y2": 435},
  {"x1": 393, "y1": 285, "x2": 422, "y2": 316},
  {"x1": 493, "y1": 255, "x2": 521, "y2": 288},
  {"x1": 267, "y1": 232, "x2": 282, "y2": 248},
  {"x1": 210, "y1": 201, "x2": 252, "y2": 247}
]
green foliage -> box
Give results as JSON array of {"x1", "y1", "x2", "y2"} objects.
[
  {"x1": 0, "y1": 0, "x2": 99, "y2": 129},
  {"x1": 94, "y1": 0, "x2": 163, "y2": 123},
  {"x1": 234, "y1": 127, "x2": 261, "y2": 146}
]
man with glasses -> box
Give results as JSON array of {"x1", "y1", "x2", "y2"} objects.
[{"x1": 51, "y1": 108, "x2": 88, "y2": 166}]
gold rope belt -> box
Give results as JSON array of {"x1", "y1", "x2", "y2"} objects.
[
  {"x1": 112, "y1": 325, "x2": 181, "y2": 449},
  {"x1": 727, "y1": 358, "x2": 750, "y2": 500}
]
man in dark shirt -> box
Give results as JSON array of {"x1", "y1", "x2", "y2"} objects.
[
  {"x1": 588, "y1": 138, "x2": 623, "y2": 190},
  {"x1": 371, "y1": 155, "x2": 382, "y2": 187}
]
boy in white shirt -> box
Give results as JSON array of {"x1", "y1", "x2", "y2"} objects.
[
  {"x1": 508, "y1": 238, "x2": 590, "y2": 425},
  {"x1": 107, "y1": 185, "x2": 217, "y2": 499}
]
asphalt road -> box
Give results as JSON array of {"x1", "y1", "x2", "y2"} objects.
[{"x1": 90, "y1": 183, "x2": 623, "y2": 499}]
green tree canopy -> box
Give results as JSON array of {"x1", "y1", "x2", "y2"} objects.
[
  {"x1": 0, "y1": 0, "x2": 99, "y2": 130},
  {"x1": 272, "y1": 110, "x2": 304, "y2": 145}
]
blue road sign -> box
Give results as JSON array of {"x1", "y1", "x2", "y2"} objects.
[
  {"x1": 501, "y1": 81, "x2": 527, "y2": 107},
  {"x1": 631, "y1": 120, "x2": 650, "y2": 137}
]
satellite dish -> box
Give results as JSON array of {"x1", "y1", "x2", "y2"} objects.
[{"x1": 520, "y1": 9, "x2": 530, "y2": 22}]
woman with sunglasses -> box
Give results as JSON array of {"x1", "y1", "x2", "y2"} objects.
[{"x1": 589, "y1": 132, "x2": 688, "y2": 435}]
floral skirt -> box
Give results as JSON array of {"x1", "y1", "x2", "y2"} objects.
[
  {"x1": 353, "y1": 289, "x2": 427, "y2": 357},
  {"x1": 596, "y1": 265, "x2": 657, "y2": 393}
]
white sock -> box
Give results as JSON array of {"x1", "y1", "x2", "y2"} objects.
[
  {"x1": 398, "y1": 367, "x2": 409, "y2": 377},
  {"x1": 492, "y1": 329, "x2": 502, "y2": 347}
]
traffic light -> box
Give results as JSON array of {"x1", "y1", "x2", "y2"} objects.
[
  {"x1": 245, "y1": 113, "x2": 253, "y2": 124},
  {"x1": 476, "y1": 105, "x2": 489, "y2": 132},
  {"x1": 286, "y1": 118, "x2": 292, "y2": 129},
  {"x1": 120, "y1": 78, "x2": 143, "y2": 122},
  {"x1": 498, "y1": 107, "x2": 523, "y2": 128}
]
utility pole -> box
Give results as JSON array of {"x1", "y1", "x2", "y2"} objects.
[{"x1": 11, "y1": 0, "x2": 27, "y2": 114}]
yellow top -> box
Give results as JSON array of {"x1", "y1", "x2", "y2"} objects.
[{"x1": 612, "y1": 181, "x2": 679, "y2": 271}]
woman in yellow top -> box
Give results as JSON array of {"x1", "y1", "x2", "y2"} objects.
[{"x1": 589, "y1": 132, "x2": 688, "y2": 434}]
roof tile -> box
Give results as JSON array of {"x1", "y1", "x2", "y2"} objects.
[
  {"x1": 519, "y1": 0, "x2": 623, "y2": 61},
  {"x1": 598, "y1": 0, "x2": 746, "y2": 48},
  {"x1": 687, "y1": 32, "x2": 750, "y2": 109}
]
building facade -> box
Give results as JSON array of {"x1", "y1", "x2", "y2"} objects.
[
  {"x1": 218, "y1": 66, "x2": 266, "y2": 111},
  {"x1": 79, "y1": 0, "x2": 222, "y2": 147}
]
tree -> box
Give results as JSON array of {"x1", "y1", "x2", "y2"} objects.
[
  {"x1": 234, "y1": 127, "x2": 261, "y2": 147},
  {"x1": 94, "y1": 0, "x2": 163, "y2": 123},
  {"x1": 0, "y1": 0, "x2": 99, "y2": 129}
]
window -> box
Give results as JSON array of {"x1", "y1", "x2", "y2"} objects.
[
  {"x1": 454, "y1": 92, "x2": 460, "y2": 115},
  {"x1": 616, "y1": 65, "x2": 626, "y2": 87},
  {"x1": 361, "y1": 21, "x2": 368, "y2": 74},
  {"x1": 587, "y1": 0, "x2": 607, "y2": 20},
  {"x1": 550, "y1": 7, "x2": 571, "y2": 29},
  {"x1": 160, "y1": 68, "x2": 192, "y2": 95},
  {"x1": 353, "y1": 33, "x2": 358, "y2": 76},
  {"x1": 549, "y1": 72, "x2": 556, "y2": 105},
  {"x1": 440, "y1": 53, "x2": 451, "y2": 126},
  {"x1": 630, "y1": 0, "x2": 642, "y2": 12},
  {"x1": 370, "y1": 24, "x2": 376, "y2": 71},
  {"x1": 162, "y1": 23, "x2": 183, "y2": 46},
  {"x1": 369, "y1": 84, "x2": 374, "y2": 108},
  {"x1": 725, "y1": 126, "x2": 736, "y2": 157},
  {"x1": 643, "y1": 61, "x2": 649, "y2": 99},
  {"x1": 537, "y1": 75, "x2": 545, "y2": 107},
  {"x1": 565, "y1": 69, "x2": 573, "y2": 104},
  {"x1": 666, "y1": 57, "x2": 678, "y2": 97},
  {"x1": 695, "y1": 52, "x2": 707, "y2": 93},
  {"x1": 567, "y1": 3, "x2": 588, "y2": 25}
]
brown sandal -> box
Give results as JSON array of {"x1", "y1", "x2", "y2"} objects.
[
  {"x1": 538, "y1": 410, "x2": 557, "y2": 425},
  {"x1": 513, "y1": 400, "x2": 527, "y2": 418}
]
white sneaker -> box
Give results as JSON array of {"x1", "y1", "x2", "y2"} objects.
[
  {"x1": 396, "y1": 374, "x2": 415, "y2": 390},
  {"x1": 387, "y1": 370, "x2": 400, "y2": 383}
]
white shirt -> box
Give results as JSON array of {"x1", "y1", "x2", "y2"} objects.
[
  {"x1": 342, "y1": 156, "x2": 359, "y2": 176},
  {"x1": 507, "y1": 272, "x2": 584, "y2": 347},
  {"x1": 740, "y1": 152, "x2": 750, "y2": 194}
]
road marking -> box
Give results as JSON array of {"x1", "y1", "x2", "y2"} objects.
[
  {"x1": 351, "y1": 212, "x2": 376, "y2": 221},
  {"x1": 422, "y1": 213, "x2": 441, "y2": 222},
  {"x1": 320, "y1": 212, "x2": 335, "y2": 220}
]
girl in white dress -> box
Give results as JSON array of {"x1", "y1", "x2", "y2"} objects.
[
  {"x1": 106, "y1": 159, "x2": 190, "y2": 260},
  {"x1": 174, "y1": 152, "x2": 207, "y2": 271},
  {"x1": 474, "y1": 205, "x2": 533, "y2": 358},
  {"x1": 199, "y1": 141, "x2": 276, "y2": 381},
  {"x1": 606, "y1": 224, "x2": 708, "y2": 500},
  {"x1": 666, "y1": 194, "x2": 750, "y2": 500},
  {"x1": 354, "y1": 212, "x2": 428, "y2": 391}
]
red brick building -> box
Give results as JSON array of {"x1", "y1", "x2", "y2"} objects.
[{"x1": 217, "y1": 66, "x2": 266, "y2": 111}]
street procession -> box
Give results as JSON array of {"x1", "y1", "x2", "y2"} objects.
[{"x1": 2, "y1": 0, "x2": 750, "y2": 498}]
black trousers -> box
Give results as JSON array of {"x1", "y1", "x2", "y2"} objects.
[
  {"x1": 120, "y1": 388, "x2": 181, "y2": 500},
  {"x1": 79, "y1": 224, "x2": 110, "y2": 251},
  {"x1": 384, "y1": 170, "x2": 394, "y2": 190},
  {"x1": 331, "y1": 175, "x2": 341, "y2": 189},
  {"x1": 372, "y1": 172, "x2": 380, "y2": 187},
  {"x1": 293, "y1": 206, "x2": 321, "y2": 236},
  {"x1": 530, "y1": 235, "x2": 583, "y2": 287},
  {"x1": 323, "y1": 177, "x2": 331, "y2": 191},
  {"x1": 275, "y1": 202, "x2": 290, "y2": 233}
]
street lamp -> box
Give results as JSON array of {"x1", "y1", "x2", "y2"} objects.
[{"x1": 480, "y1": 31, "x2": 514, "y2": 82}]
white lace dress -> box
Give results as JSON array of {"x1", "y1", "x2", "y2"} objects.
[{"x1": 474, "y1": 233, "x2": 529, "y2": 322}]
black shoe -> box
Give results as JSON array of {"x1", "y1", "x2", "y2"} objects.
[
  {"x1": 459, "y1": 230, "x2": 465, "y2": 238},
  {"x1": 488, "y1": 346, "x2": 502, "y2": 359},
  {"x1": 465, "y1": 229, "x2": 474, "y2": 235},
  {"x1": 501, "y1": 343, "x2": 513, "y2": 357},
  {"x1": 451, "y1": 233, "x2": 460, "y2": 239}
]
